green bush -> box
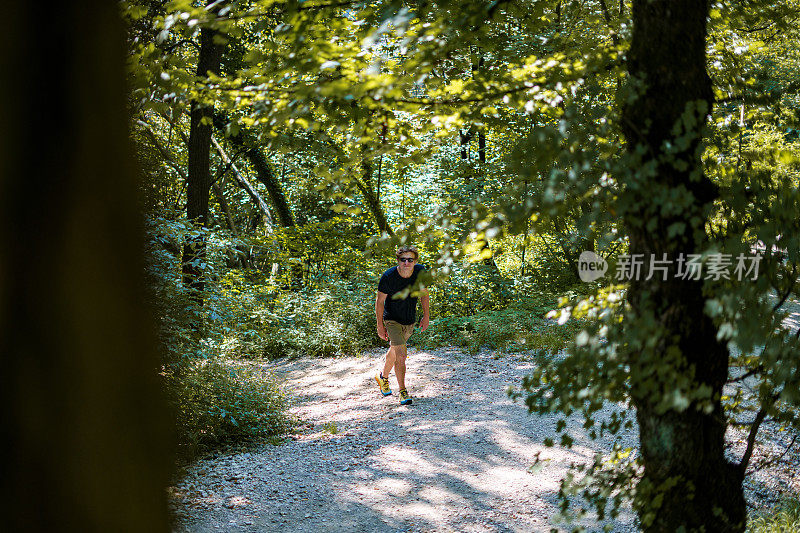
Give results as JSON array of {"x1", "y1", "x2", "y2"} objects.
[
  {"x1": 245, "y1": 280, "x2": 379, "y2": 359},
  {"x1": 430, "y1": 262, "x2": 515, "y2": 317},
  {"x1": 748, "y1": 496, "x2": 800, "y2": 532},
  {"x1": 165, "y1": 358, "x2": 295, "y2": 455},
  {"x1": 415, "y1": 294, "x2": 581, "y2": 355}
]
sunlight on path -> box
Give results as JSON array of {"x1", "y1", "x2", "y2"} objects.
[{"x1": 171, "y1": 348, "x2": 639, "y2": 532}]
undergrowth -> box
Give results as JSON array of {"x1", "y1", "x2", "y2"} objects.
[
  {"x1": 416, "y1": 294, "x2": 582, "y2": 355},
  {"x1": 748, "y1": 496, "x2": 800, "y2": 532},
  {"x1": 165, "y1": 358, "x2": 295, "y2": 457}
]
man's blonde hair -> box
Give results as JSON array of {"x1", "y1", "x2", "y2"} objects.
[{"x1": 395, "y1": 245, "x2": 419, "y2": 260}]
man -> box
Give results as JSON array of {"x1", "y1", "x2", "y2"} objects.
[{"x1": 374, "y1": 245, "x2": 430, "y2": 405}]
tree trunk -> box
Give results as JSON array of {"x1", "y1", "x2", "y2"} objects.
[
  {"x1": 211, "y1": 136, "x2": 274, "y2": 231},
  {"x1": 212, "y1": 112, "x2": 304, "y2": 286},
  {"x1": 0, "y1": 2, "x2": 171, "y2": 530},
  {"x1": 212, "y1": 111, "x2": 295, "y2": 228},
  {"x1": 358, "y1": 159, "x2": 395, "y2": 236},
  {"x1": 621, "y1": 1, "x2": 745, "y2": 530},
  {"x1": 460, "y1": 128, "x2": 471, "y2": 159},
  {"x1": 184, "y1": 16, "x2": 223, "y2": 300}
]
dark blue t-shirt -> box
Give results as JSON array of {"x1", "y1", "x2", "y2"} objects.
[{"x1": 378, "y1": 264, "x2": 424, "y2": 325}]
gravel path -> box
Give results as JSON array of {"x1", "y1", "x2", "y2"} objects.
[
  {"x1": 171, "y1": 312, "x2": 800, "y2": 532},
  {"x1": 170, "y1": 347, "x2": 640, "y2": 532}
]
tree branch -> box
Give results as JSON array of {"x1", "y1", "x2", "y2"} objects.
[
  {"x1": 596, "y1": 0, "x2": 620, "y2": 44},
  {"x1": 211, "y1": 136, "x2": 275, "y2": 231},
  {"x1": 738, "y1": 394, "x2": 778, "y2": 474},
  {"x1": 716, "y1": 79, "x2": 800, "y2": 105},
  {"x1": 726, "y1": 365, "x2": 764, "y2": 384},
  {"x1": 752, "y1": 432, "x2": 799, "y2": 471},
  {"x1": 772, "y1": 263, "x2": 798, "y2": 312}
]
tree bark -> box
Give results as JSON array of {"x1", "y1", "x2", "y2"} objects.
[
  {"x1": 211, "y1": 136, "x2": 275, "y2": 231},
  {"x1": 212, "y1": 111, "x2": 295, "y2": 228},
  {"x1": 184, "y1": 14, "x2": 223, "y2": 300},
  {"x1": 358, "y1": 159, "x2": 395, "y2": 236},
  {"x1": 621, "y1": 1, "x2": 745, "y2": 530},
  {"x1": 0, "y1": 2, "x2": 171, "y2": 530}
]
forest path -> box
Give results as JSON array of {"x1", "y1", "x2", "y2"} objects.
[
  {"x1": 170, "y1": 347, "x2": 640, "y2": 532},
  {"x1": 171, "y1": 314, "x2": 800, "y2": 533}
]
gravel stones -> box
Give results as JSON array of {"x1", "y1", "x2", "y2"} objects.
[{"x1": 170, "y1": 346, "x2": 799, "y2": 532}]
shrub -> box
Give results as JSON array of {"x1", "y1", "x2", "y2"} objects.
[
  {"x1": 165, "y1": 358, "x2": 295, "y2": 455},
  {"x1": 415, "y1": 294, "x2": 582, "y2": 355},
  {"x1": 247, "y1": 280, "x2": 379, "y2": 359},
  {"x1": 429, "y1": 262, "x2": 514, "y2": 317}
]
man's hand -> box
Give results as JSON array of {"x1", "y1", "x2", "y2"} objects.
[
  {"x1": 419, "y1": 315, "x2": 430, "y2": 332},
  {"x1": 377, "y1": 323, "x2": 388, "y2": 341}
]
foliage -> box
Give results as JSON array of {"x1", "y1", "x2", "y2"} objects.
[
  {"x1": 144, "y1": 217, "x2": 300, "y2": 453},
  {"x1": 164, "y1": 357, "x2": 295, "y2": 454},
  {"x1": 244, "y1": 278, "x2": 379, "y2": 359},
  {"x1": 416, "y1": 293, "x2": 581, "y2": 355},
  {"x1": 428, "y1": 261, "x2": 513, "y2": 316},
  {"x1": 748, "y1": 496, "x2": 800, "y2": 533}
]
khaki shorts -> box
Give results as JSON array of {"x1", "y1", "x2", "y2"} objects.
[{"x1": 384, "y1": 320, "x2": 414, "y2": 346}]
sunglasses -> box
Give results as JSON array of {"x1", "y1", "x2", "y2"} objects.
[{"x1": 399, "y1": 257, "x2": 416, "y2": 263}]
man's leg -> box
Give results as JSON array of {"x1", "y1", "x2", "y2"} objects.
[
  {"x1": 382, "y1": 346, "x2": 396, "y2": 380},
  {"x1": 393, "y1": 344, "x2": 407, "y2": 390}
]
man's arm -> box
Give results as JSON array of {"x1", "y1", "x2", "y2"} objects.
[
  {"x1": 375, "y1": 291, "x2": 388, "y2": 340},
  {"x1": 419, "y1": 288, "x2": 430, "y2": 332}
]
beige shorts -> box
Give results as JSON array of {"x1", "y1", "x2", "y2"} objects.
[{"x1": 384, "y1": 320, "x2": 414, "y2": 346}]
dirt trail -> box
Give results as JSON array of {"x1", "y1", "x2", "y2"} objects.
[
  {"x1": 170, "y1": 348, "x2": 640, "y2": 532},
  {"x1": 171, "y1": 331, "x2": 799, "y2": 532}
]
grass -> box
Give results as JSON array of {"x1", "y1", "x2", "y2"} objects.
[
  {"x1": 320, "y1": 421, "x2": 339, "y2": 435},
  {"x1": 748, "y1": 496, "x2": 800, "y2": 532}
]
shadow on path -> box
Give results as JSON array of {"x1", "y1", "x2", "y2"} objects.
[{"x1": 172, "y1": 348, "x2": 639, "y2": 532}]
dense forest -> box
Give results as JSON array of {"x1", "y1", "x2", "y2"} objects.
[{"x1": 4, "y1": 0, "x2": 800, "y2": 531}]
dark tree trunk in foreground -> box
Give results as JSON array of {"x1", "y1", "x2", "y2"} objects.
[
  {"x1": 0, "y1": 3, "x2": 171, "y2": 531},
  {"x1": 622, "y1": 1, "x2": 745, "y2": 530},
  {"x1": 184, "y1": 19, "x2": 223, "y2": 299}
]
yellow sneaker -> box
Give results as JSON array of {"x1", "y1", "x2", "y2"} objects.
[
  {"x1": 399, "y1": 389, "x2": 413, "y2": 405},
  {"x1": 375, "y1": 373, "x2": 391, "y2": 396}
]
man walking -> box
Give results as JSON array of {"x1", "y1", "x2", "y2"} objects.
[{"x1": 374, "y1": 245, "x2": 429, "y2": 405}]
